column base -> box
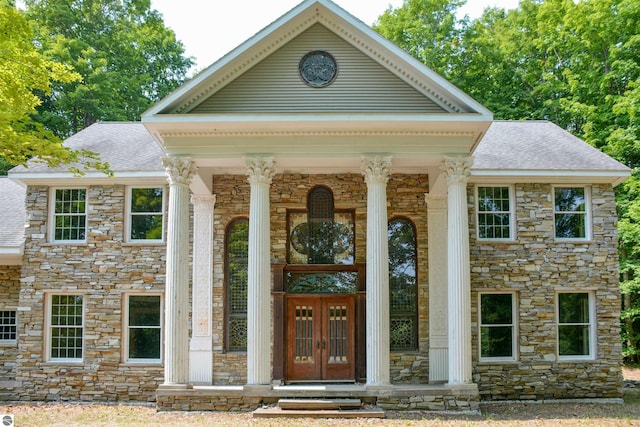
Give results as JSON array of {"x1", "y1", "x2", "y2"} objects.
[
  {"x1": 446, "y1": 382, "x2": 478, "y2": 393},
  {"x1": 243, "y1": 384, "x2": 273, "y2": 396}
]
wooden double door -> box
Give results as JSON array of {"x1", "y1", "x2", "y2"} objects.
[{"x1": 286, "y1": 295, "x2": 355, "y2": 382}]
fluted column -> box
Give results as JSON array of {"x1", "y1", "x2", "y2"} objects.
[
  {"x1": 443, "y1": 157, "x2": 473, "y2": 386},
  {"x1": 162, "y1": 157, "x2": 196, "y2": 387},
  {"x1": 362, "y1": 156, "x2": 391, "y2": 387},
  {"x1": 246, "y1": 157, "x2": 274, "y2": 385},
  {"x1": 189, "y1": 194, "x2": 216, "y2": 384}
]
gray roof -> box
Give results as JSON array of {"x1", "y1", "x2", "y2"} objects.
[
  {"x1": 473, "y1": 121, "x2": 630, "y2": 172},
  {"x1": 0, "y1": 178, "x2": 26, "y2": 248},
  {"x1": 11, "y1": 122, "x2": 164, "y2": 174}
]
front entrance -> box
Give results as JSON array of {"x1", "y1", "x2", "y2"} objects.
[{"x1": 286, "y1": 295, "x2": 355, "y2": 382}]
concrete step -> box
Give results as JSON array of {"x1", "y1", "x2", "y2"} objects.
[
  {"x1": 278, "y1": 398, "x2": 362, "y2": 410},
  {"x1": 253, "y1": 407, "x2": 385, "y2": 419}
]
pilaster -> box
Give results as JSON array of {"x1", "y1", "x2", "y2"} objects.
[
  {"x1": 189, "y1": 194, "x2": 216, "y2": 384},
  {"x1": 425, "y1": 193, "x2": 448, "y2": 382},
  {"x1": 362, "y1": 156, "x2": 392, "y2": 387},
  {"x1": 246, "y1": 157, "x2": 274, "y2": 385},
  {"x1": 162, "y1": 157, "x2": 196, "y2": 387},
  {"x1": 442, "y1": 157, "x2": 473, "y2": 386}
]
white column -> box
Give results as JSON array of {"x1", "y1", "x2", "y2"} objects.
[
  {"x1": 442, "y1": 157, "x2": 473, "y2": 386},
  {"x1": 189, "y1": 194, "x2": 216, "y2": 384},
  {"x1": 425, "y1": 194, "x2": 449, "y2": 382},
  {"x1": 362, "y1": 156, "x2": 391, "y2": 387},
  {"x1": 246, "y1": 157, "x2": 274, "y2": 386},
  {"x1": 162, "y1": 157, "x2": 196, "y2": 387}
]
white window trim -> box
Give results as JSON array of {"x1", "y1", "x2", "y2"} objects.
[
  {"x1": 45, "y1": 292, "x2": 85, "y2": 363},
  {"x1": 49, "y1": 187, "x2": 88, "y2": 244},
  {"x1": 475, "y1": 185, "x2": 516, "y2": 241},
  {"x1": 478, "y1": 291, "x2": 518, "y2": 362},
  {"x1": 122, "y1": 293, "x2": 163, "y2": 364},
  {"x1": 125, "y1": 186, "x2": 166, "y2": 244},
  {"x1": 0, "y1": 309, "x2": 18, "y2": 346},
  {"x1": 556, "y1": 290, "x2": 596, "y2": 361},
  {"x1": 552, "y1": 185, "x2": 592, "y2": 242}
]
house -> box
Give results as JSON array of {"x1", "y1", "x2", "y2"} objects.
[{"x1": 0, "y1": 0, "x2": 630, "y2": 411}]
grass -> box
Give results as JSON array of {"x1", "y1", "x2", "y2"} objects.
[{"x1": 2, "y1": 390, "x2": 639, "y2": 427}]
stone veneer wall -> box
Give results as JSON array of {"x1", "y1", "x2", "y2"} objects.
[
  {"x1": 211, "y1": 173, "x2": 430, "y2": 385},
  {"x1": 0, "y1": 265, "x2": 21, "y2": 387},
  {"x1": 469, "y1": 183, "x2": 623, "y2": 400},
  {"x1": 12, "y1": 185, "x2": 166, "y2": 402}
]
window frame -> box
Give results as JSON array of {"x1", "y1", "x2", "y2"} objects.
[
  {"x1": 478, "y1": 291, "x2": 518, "y2": 362},
  {"x1": 49, "y1": 187, "x2": 88, "y2": 243},
  {"x1": 225, "y1": 217, "x2": 249, "y2": 353},
  {"x1": 0, "y1": 310, "x2": 17, "y2": 346},
  {"x1": 475, "y1": 185, "x2": 515, "y2": 241},
  {"x1": 123, "y1": 293, "x2": 163, "y2": 364},
  {"x1": 553, "y1": 185, "x2": 591, "y2": 241},
  {"x1": 388, "y1": 216, "x2": 419, "y2": 352},
  {"x1": 556, "y1": 291, "x2": 596, "y2": 361},
  {"x1": 125, "y1": 186, "x2": 166, "y2": 243},
  {"x1": 45, "y1": 293, "x2": 84, "y2": 363}
]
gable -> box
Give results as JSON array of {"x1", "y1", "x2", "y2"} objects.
[{"x1": 188, "y1": 24, "x2": 447, "y2": 114}]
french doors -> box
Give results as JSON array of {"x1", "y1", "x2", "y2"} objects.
[{"x1": 286, "y1": 295, "x2": 355, "y2": 382}]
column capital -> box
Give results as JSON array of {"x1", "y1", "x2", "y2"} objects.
[
  {"x1": 191, "y1": 194, "x2": 217, "y2": 212},
  {"x1": 362, "y1": 156, "x2": 392, "y2": 185},
  {"x1": 442, "y1": 157, "x2": 473, "y2": 185},
  {"x1": 246, "y1": 157, "x2": 275, "y2": 185},
  {"x1": 163, "y1": 157, "x2": 196, "y2": 186}
]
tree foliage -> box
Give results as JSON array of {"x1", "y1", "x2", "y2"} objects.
[
  {"x1": 0, "y1": 0, "x2": 107, "y2": 173},
  {"x1": 24, "y1": 0, "x2": 193, "y2": 137},
  {"x1": 375, "y1": 0, "x2": 640, "y2": 363}
]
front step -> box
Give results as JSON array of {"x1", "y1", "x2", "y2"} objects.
[
  {"x1": 253, "y1": 398, "x2": 385, "y2": 419},
  {"x1": 279, "y1": 398, "x2": 362, "y2": 410}
]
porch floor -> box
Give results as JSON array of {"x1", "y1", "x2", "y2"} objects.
[{"x1": 156, "y1": 382, "x2": 480, "y2": 412}]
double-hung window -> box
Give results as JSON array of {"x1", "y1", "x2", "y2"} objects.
[
  {"x1": 52, "y1": 188, "x2": 87, "y2": 242},
  {"x1": 554, "y1": 187, "x2": 590, "y2": 240},
  {"x1": 0, "y1": 310, "x2": 17, "y2": 345},
  {"x1": 476, "y1": 186, "x2": 513, "y2": 240},
  {"x1": 124, "y1": 294, "x2": 162, "y2": 363},
  {"x1": 479, "y1": 293, "x2": 517, "y2": 361},
  {"x1": 48, "y1": 294, "x2": 84, "y2": 362},
  {"x1": 128, "y1": 187, "x2": 164, "y2": 242},
  {"x1": 557, "y1": 292, "x2": 594, "y2": 359}
]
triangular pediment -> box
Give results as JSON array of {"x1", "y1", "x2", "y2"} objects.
[
  {"x1": 144, "y1": 0, "x2": 491, "y2": 118},
  {"x1": 189, "y1": 24, "x2": 447, "y2": 114}
]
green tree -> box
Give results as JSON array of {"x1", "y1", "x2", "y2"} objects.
[
  {"x1": 25, "y1": 0, "x2": 193, "y2": 137},
  {"x1": 0, "y1": 0, "x2": 107, "y2": 174}
]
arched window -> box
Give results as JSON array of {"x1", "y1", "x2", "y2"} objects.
[
  {"x1": 388, "y1": 218, "x2": 418, "y2": 352},
  {"x1": 225, "y1": 218, "x2": 249, "y2": 352}
]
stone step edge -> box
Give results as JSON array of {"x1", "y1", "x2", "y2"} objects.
[
  {"x1": 278, "y1": 398, "x2": 362, "y2": 410},
  {"x1": 253, "y1": 408, "x2": 385, "y2": 419}
]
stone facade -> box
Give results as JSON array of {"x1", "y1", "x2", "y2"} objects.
[
  {"x1": 0, "y1": 178, "x2": 623, "y2": 404},
  {"x1": 469, "y1": 183, "x2": 623, "y2": 400},
  {"x1": 13, "y1": 185, "x2": 166, "y2": 402}
]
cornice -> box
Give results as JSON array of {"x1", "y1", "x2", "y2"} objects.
[{"x1": 159, "y1": 130, "x2": 476, "y2": 138}]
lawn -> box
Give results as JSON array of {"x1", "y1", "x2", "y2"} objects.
[{"x1": 1, "y1": 368, "x2": 639, "y2": 426}]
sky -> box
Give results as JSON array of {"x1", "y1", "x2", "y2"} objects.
[{"x1": 150, "y1": 0, "x2": 521, "y2": 74}]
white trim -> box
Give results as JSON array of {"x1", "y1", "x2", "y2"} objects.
[
  {"x1": 122, "y1": 293, "x2": 164, "y2": 364},
  {"x1": 552, "y1": 185, "x2": 592, "y2": 242},
  {"x1": 11, "y1": 171, "x2": 166, "y2": 187},
  {"x1": 48, "y1": 187, "x2": 88, "y2": 244},
  {"x1": 0, "y1": 309, "x2": 18, "y2": 347},
  {"x1": 478, "y1": 291, "x2": 518, "y2": 363},
  {"x1": 556, "y1": 291, "x2": 596, "y2": 361},
  {"x1": 125, "y1": 186, "x2": 167, "y2": 244},
  {"x1": 475, "y1": 185, "x2": 516, "y2": 241},
  {"x1": 470, "y1": 170, "x2": 629, "y2": 187},
  {"x1": 45, "y1": 292, "x2": 85, "y2": 363}
]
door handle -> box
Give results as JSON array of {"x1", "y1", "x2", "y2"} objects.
[
  {"x1": 322, "y1": 340, "x2": 326, "y2": 349},
  {"x1": 316, "y1": 339, "x2": 320, "y2": 350}
]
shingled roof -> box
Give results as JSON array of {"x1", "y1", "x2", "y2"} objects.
[{"x1": 0, "y1": 177, "x2": 26, "y2": 264}]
